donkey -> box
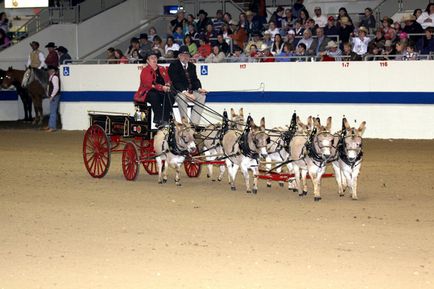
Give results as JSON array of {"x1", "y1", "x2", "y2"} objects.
[
  {"x1": 1, "y1": 68, "x2": 36, "y2": 122},
  {"x1": 153, "y1": 118, "x2": 197, "y2": 186},
  {"x1": 332, "y1": 118, "x2": 366, "y2": 200},
  {"x1": 201, "y1": 108, "x2": 245, "y2": 182},
  {"x1": 222, "y1": 116, "x2": 269, "y2": 194},
  {"x1": 291, "y1": 116, "x2": 336, "y2": 201}
]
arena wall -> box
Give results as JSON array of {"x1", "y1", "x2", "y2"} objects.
[{"x1": 2, "y1": 61, "x2": 434, "y2": 139}]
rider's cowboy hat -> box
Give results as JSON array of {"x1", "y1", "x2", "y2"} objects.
[{"x1": 45, "y1": 42, "x2": 57, "y2": 48}]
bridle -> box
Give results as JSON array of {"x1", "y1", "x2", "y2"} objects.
[{"x1": 339, "y1": 129, "x2": 363, "y2": 167}]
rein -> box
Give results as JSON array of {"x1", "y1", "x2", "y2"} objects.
[{"x1": 167, "y1": 124, "x2": 191, "y2": 156}]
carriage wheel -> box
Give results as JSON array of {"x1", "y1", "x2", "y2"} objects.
[
  {"x1": 122, "y1": 142, "x2": 139, "y2": 181},
  {"x1": 83, "y1": 124, "x2": 111, "y2": 178},
  {"x1": 184, "y1": 155, "x2": 202, "y2": 178},
  {"x1": 140, "y1": 139, "x2": 158, "y2": 175}
]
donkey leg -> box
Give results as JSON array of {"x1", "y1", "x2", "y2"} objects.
[
  {"x1": 252, "y1": 166, "x2": 259, "y2": 194},
  {"x1": 292, "y1": 165, "x2": 303, "y2": 196},
  {"x1": 229, "y1": 163, "x2": 239, "y2": 191},
  {"x1": 332, "y1": 162, "x2": 345, "y2": 197},
  {"x1": 265, "y1": 156, "x2": 272, "y2": 188},
  {"x1": 156, "y1": 157, "x2": 163, "y2": 184},
  {"x1": 286, "y1": 163, "x2": 297, "y2": 191},
  {"x1": 301, "y1": 169, "x2": 308, "y2": 196},
  {"x1": 308, "y1": 167, "x2": 320, "y2": 201},
  {"x1": 162, "y1": 159, "x2": 168, "y2": 183},
  {"x1": 175, "y1": 164, "x2": 181, "y2": 186},
  {"x1": 276, "y1": 166, "x2": 285, "y2": 188},
  {"x1": 240, "y1": 162, "x2": 251, "y2": 194},
  {"x1": 205, "y1": 150, "x2": 213, "y2": 179},
  {"x1": 350, "y1": 165, "x2": 361, "y2": 200}
]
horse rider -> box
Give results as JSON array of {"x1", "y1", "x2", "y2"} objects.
[
  {"x1": 134, "y1": 52, "x2": 175, "y2": 127},
  {"x1": 168, "y1": 45, "x2": 207, "y2": 128},
  {"x1": 44, "y1": 65, "x2": 61, "y2": 132},
  {"x1": 27, "y1": 41, "x2": 46, "y2": 69}
]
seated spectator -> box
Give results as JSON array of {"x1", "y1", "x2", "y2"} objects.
[
  {"x1": 342, "y1": 42, "x2": 362, "y2": 61},
  {"x1": 271, "y1": 33, "x2": 284, "y2": 55},
  {"x1": 324, "y1": 16, "x2": 338, "y2": 40},
  {"x1": 269, "y1": 6, "x2": 285, "y2": 28},
  {"x1": 195, "y1": 36, "x2": 212, "y2": 59},
  {"x1": 148, "y1": 27, "x2": 158, "y2": 41},
  {"x1": 139, "y1": 33, "x2": 152, "y2": 59},
  {"x1": 106, "y1": 47, "x2": 116, "y2": 64},
  {"x1": 197, "y1": 10, "x2": 211, "y2": 33},
  {"x1": 223, "y1": 12, "x2": 232, "y2": 24},
  {"x1": 262, "y1": 31, "x2": 273, "y2": 47},
  {"x1": 0, "y1": 29, "x2": 11, "y2": 49},
  {"x1": 337, "y1": 7, "x2": 353, "y2": 27},
  {"x1": 230, "y1": 45, "x2": 248, "y2": 62},
  {"x1": 338, "y1": 16, "x2": 355, "y2": 44},
  {"x1": 368, "y1": 43, "x2": 383, "y2": 60},
  {"x1": 382, "y1": 40, "x2": 396, "y2": 60},
  {"x1": 56, "y1": 46, "x2": 72, "y2": 65},
  {"x1": 417, "y1": 3, "x2": 434, "y2": 29},
  {"x1": 294, "y1": 20, "x2": 305, "y2": 38},
  {"x1": 260, "y1": 44, "x2": 275, "y2": 62},
  {"x1": 382, "y1": 17, "x2": 395, "y2": 40},
  {"x1": 352, "y1": 26, "x2": 370, "y2": 56},
  {"x1": 305, "y1": 18, "x2": 317, "y2": 36},
  {"x1": 402, "y1": 14, "x2": 424, "y2": 42},
  {"x1": 416, "y1": 27, "x2": 434, "y2": 54},
  {"x1": 298, "y1": 29, "x2": 314, "y2": 51},
  {"x1": 293, "y1": 0, "x2": 306, "y2": 19},
  {"x1": 183, "y1": 35, "x2": 198, "y2": 56},
  {"x1": 212, "y1": 9, "x2": 225, "y2": 32},
  {"x1": 164, "y1": 36, "x2": 180, "y2": 58},
  {"x1": 222, "y1": 23, "x2": 233, "y2": 42},
  {"x1": 276, "y1": 42, "x2": 295, "y2": 62},
  {"x1": 126, "y1": 37, "x2": 140, "y2": 60},
  {"x1": 170, "y1": 9, "x2": 186, "y2": 34},
  {"x1": 152, "y1": 35, "x2": 165, "y2": 57},
  {"x1": 184, "y1": 14, "x2": 196, "y2": 34},
  {"x1": 248, "y1": 44, "x2": 260, "y2": 62},
  {"x1": 266, "y1": 21, "x2": 280, "y2": 38},
  {"x1": 370, "y1": 29, "x2": 386, "y2": 50},
  {"x1": 286, "y1": 29, "x2": 298, "y2": 47},
  {"x1": 216, "y1": 33, "x2": 230, "y2": 55},
  {"x1": 204, "y1": 23, "x2": 217, "y2": 44},
  {"x1": 282, "y1": 8, "x2": 295, "y2": 31},
  {"x1": 394, "y1": 40, "x2": 408, "y2": 60},
  {"x1": 129, "y1": 49, "x2": 141, "y2": 63},
  {"x1": 173, "y1": 26, "x2": 184, "y2": 44},
  {"x1": 186, "y1": 24, "x2": 200, "y2": 40},
  {"x1": 322, "y1": 40, "x2": 342, "y2": 61},
  {"x1": 309, "y1": 27, "x2": 330, "y2": 55},
  {"x1": 298, "y1": 8, "x2": 310, "y2": 26},
  {"x1": 295, "y1": 43, "x2": 308, "y2": 61},
  {"x1": 238, "y1": 12, "x2": 248, "y2": 30},
  {"x1": 114, "y1": 49, "x2": 128, "y2": 64},
  {"x1": 414, "y1": 9, "x2": 423, "y2": 20},
  {"x1": 403, "y1": 41, "x2": 419, "y2": 60},
  {"x1": 360, "y1": 8, "x2": 376, "y2": 32},
  {"x1": 205, "y1": 45, "x2": 225, "y2": 63},
  {"x1": 245, "y1": 32, "x2": 263, "y2": 54},
  {"x1": 313, "y1": 7, "x2": 327, "y2": 28},
  {"x1": 245, "y1": 10, "x2": 265, "y2": 37}
]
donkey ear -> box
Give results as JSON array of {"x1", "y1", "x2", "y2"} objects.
[
  {"x1": 314, "y1": 117, "x2": 321, "y2": 128},
  {"x1": 307, "y1": 116, "x2": 313, "y2": 128},
  {"x1": 326, "y1": 116, "x2": 332, "y2": 131},
  {"x1": 239, "y1": 108, "x2": 244, "y2": 118},
  {"x1": 343, "y1": 118, "x2": 350, "y2": 129},
  {"x1": 230, "y1": 108, "x2": 236, "y2": 118},
  {"x1": 296, "y1": 116, "x2": 301, "y2": 124},
  {"x1": 357, "y1": 121, "x2": 366, "y2": 136},
  {"x1": 260, "y1": 117, "x2": 265, "y2": 131},
  {"x1": 181, "y1": 116, "x2": 189, "y2": 125}
]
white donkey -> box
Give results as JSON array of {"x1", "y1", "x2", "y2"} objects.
[
  {"x1": 291, "y1": 117, "x2": 336, "y2": 201},
  {"x1": 201, "y1": 108, "x2": 244, "y2": 182},
  {"x1": 153, "y1": 118, "x2": 196, "y2": 186},
  {"x1": 332, "y1": 118, "x2": 366, "y2": 200},
  {"x1": 222, "y1": 116, "x2": 269, "y2": 194}
]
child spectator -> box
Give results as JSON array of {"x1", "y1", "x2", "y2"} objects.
[
  {"x1": 195, "y1": 36, "x2": 211, "y2": 59},
  {"x1": 352, "y1": 26, "x2": 370, "y2": 56},
  {"x1": 148, "y1": 27, "x2": 157, "y2": 41},
  {"x1": 271, "y1": 33, "x2": 284, "y2": 55},
  {"x1": 276, "y1": 42, "x2": 295, "y2": 62},
  {"x1": 403, "y1": 41, "x2": 419, "y2": 60},
  {"x1": 416, "y1": 27, "x2": 434, "y2": 54},
  {"x1": 114, "y1": 49, "x2": 128, "y2": 64},
  {"x1": 126, "y1": 37, "x2": 140, "y2": 60},
  {"x1": 342, "y1": 42, "x2": 362, "y2": 61},
  {"x1": 359, "y1": 8, "x2": 376, "y2": 31},
  {"x1": 183, "y1": 34, "x2": 198, "y2": 56},
  {"x1": 130, "y1": 49, "x2": 141, "y2": 63},
  {"x1": 416, "y1": 3, "x2": 434, "y2": 29},
  {"x1": 106, "y1": 47, "x2": 116, "y2": 64},
  {"x1": 205, "y1": 45, "x2": 225, "y2": 63},
  {"x1": 173, "y1": 26, "x2": 184, "y2": 44}
]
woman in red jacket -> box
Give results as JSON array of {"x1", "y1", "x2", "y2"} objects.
[{"x1": 134, "y1": 52, "x2": 174, "y2": 126}]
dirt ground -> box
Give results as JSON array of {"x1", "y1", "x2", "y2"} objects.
[{"x1": 0, "y1": 129, "x2": 433, "y2": 289}]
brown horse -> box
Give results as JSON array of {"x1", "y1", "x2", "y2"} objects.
[{"x1": 1, "y1": 67, "x2": 45, "y2": 125}]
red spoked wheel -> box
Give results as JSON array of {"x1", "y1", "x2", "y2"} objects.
[
  {"x1": 122, "y1": 142, "x2": 139, "y2": 181},
  {"x1": 184, "y1": 152, "x2": 202, "y2": 178},
  {"x1": 83, "y1": 124, "x2": 111, "y2": 178},
  {"x1": 141, "y1": 139, "x2": 158, "y2": 175}
]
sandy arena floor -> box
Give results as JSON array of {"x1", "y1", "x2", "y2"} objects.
[{"x1": 0, "y1": 129, "x2": 433, "y2": 289}]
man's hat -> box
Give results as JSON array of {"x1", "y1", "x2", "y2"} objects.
[
  {"x1": 325, "y1": 40, "x2": 338, "y2": 49},
  {"x1": 45, "y1": 42, "x2": 56, "y2": 48},
  {"x1": 359, "y1": 26, "x2": 369, "y2": 34},
  {"x1": 402, "y1": 14, "x2": 416, "y2": 22},
  {"x1": 328, "y1": 15, "x2": 335, "y2": 21},
  {"x1": 56, "y1": 46, "x2": 68, "y2": 54},
  {"x1": 178, "y1": 45, "x2": 191, "y2": 56},
  {"x1": 30, "y1": 41, "x2": 39, "y2": 48},
  {"x1": 197, "y1": 9, "x2": 208, "y2": 17}
]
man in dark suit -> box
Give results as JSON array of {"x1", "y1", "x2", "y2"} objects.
[{"x1": 168, "y1": 45, "x2": 207, "y2": 126}]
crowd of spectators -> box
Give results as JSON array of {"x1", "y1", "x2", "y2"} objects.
[{"x1": 112, "y1": 2, "x2": 434, "y2": 63}]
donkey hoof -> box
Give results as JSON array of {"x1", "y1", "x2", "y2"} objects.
[
  {"x1": 162, "y1": 179, "x2": 167, "y2": 184},
  {"x1": 314, "y1": 197, "x2": 322, "y2": 202},
  {"x1": 217, "y1": 177, "x2": 222, "y2": 182},
  {"x1": 302, "y1": 191, "x2": 308, "y2": 196},
  {"x1": 352, "y1": 196, "x2": 358, "y2": 200},
  {"x1": 291, "y1": 189, "x2": 298, "y2": 192},
  {"x1": 207, "y1": 174, "x2": 210, "y2": 178},
  {"x1": 212, "y1": 179, "x2": 216, "y2": 182},
  {"x1": 176, "y1": 182, "x2": 182, "y2": 187},
  {"x1": 267, "y1": 183, "x2": 271, "y2": 188},
  {"x1": 252, "y1": 189, "x2": 257, "y2": 194},
  {"x1": 246, "y1": 190, "x2": 252, "y2": 194},
  {"x1": 279, "y1": 182, "x2": 284, "y2": 187},
  {"x1": 231, "y1": 186, "x2": 236, "y2": 191},
  {"x1": 158, "y1": 181, "x2": 163, "y2": 184},
  {"x1": 339, "y1": 193, "x2": 345, "y2": 197}
]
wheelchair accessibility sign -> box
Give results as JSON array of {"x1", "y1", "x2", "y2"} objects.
[
  {"x1": 200, "y1": 65, "x2": 208, "y2": 76},
  {"x1": 63, "y1": 66, "x2": 70, "y2": 76}
]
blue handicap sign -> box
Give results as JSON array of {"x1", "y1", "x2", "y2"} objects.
[
  {"x1": 200, "y1": 65, "x2": 208, "y2": 76},
  {"x1": 63, "y1": 66, "x2": 70, "y2": 76}
]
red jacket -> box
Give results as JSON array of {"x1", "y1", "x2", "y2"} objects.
[
  {"x1": 45, "y1": 50, "x2": 59, "y2": 68},
  {"x1": 134, "y1": 65, "x2": 171, "y2": 103}
]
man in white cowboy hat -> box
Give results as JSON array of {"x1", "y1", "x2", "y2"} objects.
[
  {"x1": 402, "y1": 14, "x2": 424, "y2": 42},
  {"x1": 351, "y1": 26, "x2": 370, "y2": 56},
  {"x1": 323, "y1": 40, "x2": 342, "y2": 60}
]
